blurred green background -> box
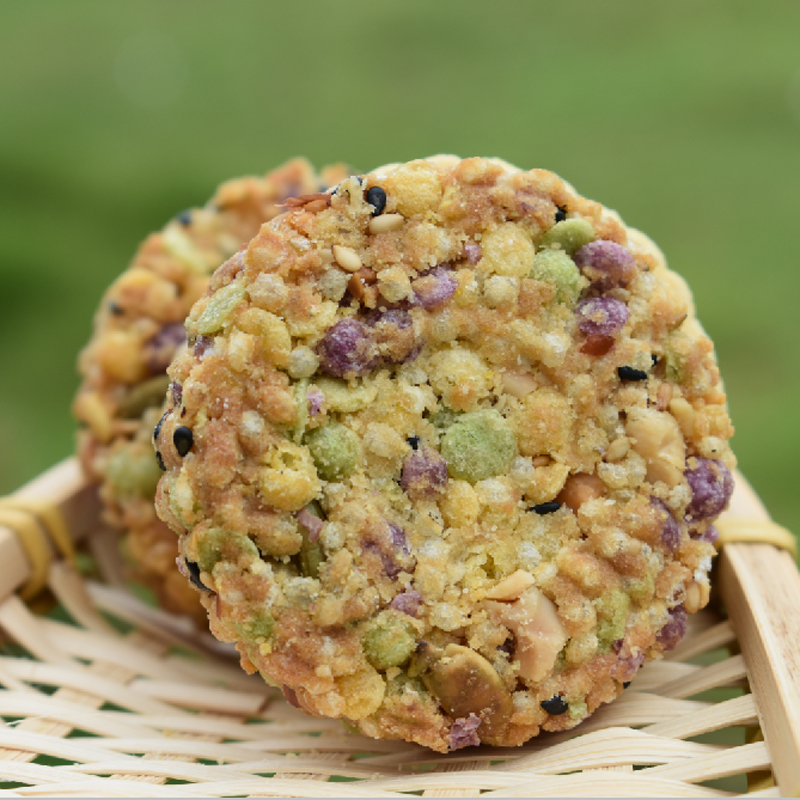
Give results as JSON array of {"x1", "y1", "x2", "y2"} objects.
[{"x1": 1, "y1": 1, "x2": 798, "y2": 543}]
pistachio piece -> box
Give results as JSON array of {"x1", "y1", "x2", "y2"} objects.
[
  {"x1": 298, "y1": 502, "x2": 325, "y2": 579},
  {"x1": 421, "y1": 644, "x2": 512, "y2": 740},
  {"x1": 118, "y1": 374, "x2": 171, "y2": 419},
  {"x1": 193, "y1": 280, "x2": 246, "y2": 335}
]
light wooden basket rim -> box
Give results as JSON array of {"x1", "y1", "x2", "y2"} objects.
[{"x1": 0, "y1": 459, "x2": 797, "y2": 798}]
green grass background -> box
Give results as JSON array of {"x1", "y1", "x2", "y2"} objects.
[{"x1": 1, "y1": 0, "x2": 798, "y2": 543}]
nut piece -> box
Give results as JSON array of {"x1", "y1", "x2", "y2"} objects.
[
  {"x1": 369, "y1": 213, "x2": 405, "y2": 235},
  {"x1": 557, "y1": 472, "x2": 605, "y2": 512},
  {"x1": 626, "y1": 406, "x2": 685, "y2": 487},
  {"x1": 332, "y1": 245, "x2": 363, "y2": 273},
  {"x1": 421, "y1": 644, "x2": 513, "y2": 741},
  {"x1": 484, "y1": 586, "x2": 568, "y2": 683},
  {"x1": 485, "y1": 569, "x2": 535, "y2": 601}
]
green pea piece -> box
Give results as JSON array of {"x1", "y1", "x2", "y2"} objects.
[
  {"x1": 233, "y1": 611, "x2": 275, "y2": 642},
  {"x1": 529, "y1": 249, "x2": 583, "y2": 305},
  {"x1": 363, "y1": 612, "x2": 417, "y2": 670},
  {"x1": 105, "y1": 445, "x2": 162, "y2": 498},
  {"x1": 196, "y1": 527, "x2": 259, "y2": 573},
  {"x1": 594, "y1": 589, "x2": 631, "y2": 651},
  {"x1": 441, "y1": 409, "x2": 516, "y2": 483},
  {"x1": 539, "y1": 218, "x2": 596, "y2": 256},
  {"x1": 118, "y1": 374, "x2": 171, "y2": 419},
  {"x1": 304, "y1": 422, "x2": 360, "y2": 481}
]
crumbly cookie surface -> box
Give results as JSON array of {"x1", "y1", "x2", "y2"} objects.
[
  {"x1": 73, "y1": 159, "x2": 348, "y2": 618},
  {"x1": 154, "y1": 156, "x2": 735, "y2": 751}
]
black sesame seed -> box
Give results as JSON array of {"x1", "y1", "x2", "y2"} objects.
[
  {"x1": 623, "y1": 681, "x2": 632, "y2": 689},
  {"x1": 618, "y1": 366, "x2": 648, "y2": 382},
  {"x1": 175, "y1": 209, "x2": 192, "y2": 226},
  {"x1": 156, "y1": 451, "x2": 166, "y2": 471},
  {"x1": 651, "y1": 354, "x2": 659, "y2": 366},
  {"x1": 555, "y1": 205, "x2": 568, "y2": 223},
  {"x1": 108, "y1": 300, "x2": 124, "y2": 315},
  {"x1": 153, "y1": 410, "x2": 169, "y2": 443},
  {"x1": 185, "y1": 559, "x2": 213, "y2": 593},
  {"x1": 530, "y1": 501, "x2": 562, "y2": 515},
  {"x1": 407, "y1": 435, "x2": 421, "y2": 450},
  {"x1": 173, "y1": 426, "x2": 194, "y2": 457},
  {"x1": 540, "y1": 695, "x2": 569, "y2": 715},
  {"x1": 366, "y1": 186, "x2": 387, "y2": 216}
]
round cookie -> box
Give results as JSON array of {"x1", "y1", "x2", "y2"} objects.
[
  {"x1": 73, "y1": 158, "x2": 349, "y2": 619},
  {"x1": 153, "y1": 156, "x2": 735, "y2": 751}
]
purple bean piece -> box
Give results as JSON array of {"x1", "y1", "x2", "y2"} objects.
[
  {"x1": 701, "y1": 525, "x2": 720, "y2": 544},
  {"x1": 282, "y1": 685, "x2": 301, "y2": 708},
  {"x1": 657, "y1": 606, "x2": 687, "y2": 651},
  {"x1": 685, "y1": 458, "x2": 734, "y2": 521},
  {"x1": 389, "y1": 522, "x2": 411, "y2": 556},
  {"x1": 170, "y1": 380, "x2": 183, "y2": 406},
  {"x1": 612, "y1": 651, "x2": 645, "y2": 683},
  {"x1": 144, "y1": 322, "x2": 187, "y2": 374},
  {"x1": 651, "y1": 498, "x2": 682, "y2": 553},
  {"x1": 365, "y1": 308, "x2": 413, "y2": 330},
  {"x1": 412, "y1": 264, "x2": 457, "y2": 309},
  {"x1": 390, "y1": 589, "x2": 423, "y2": 617},
  {"x1": 449, "y1": 714, "x2": 481, "y2": 751},
  {"x1": 363, "y1": 522, "x2": 415, "y2": 579},
  {"x1": 573, "y1": 240, "x2": 636, "y2": 290},
  {"x1": 306, "y1": 388, "x2": 325, "y2": 417},
  {"x1": 193, "y1": 335, "x2": 214, "y2": 359},
  {"x1": 464, "y1": 243, "x2": 482, "y2": 265},
  {"x1": 497, "y1": 637, "x2": 514, "y2": 656},
  {"x1": 316, "y1": 318, "x2": 379, "y2": 378},
  {"x1": 401, "y1": 447, "x2": 449, "y2": 500},
  {"x1": 575, "y1": 297, "x2": 629, "y2": 338},
  {"x1": 363, "y1": 540, "x2": 401, "y2": 578},
  {"x1": 297, "y1": 508, "x2": 324, "y2": 542}
]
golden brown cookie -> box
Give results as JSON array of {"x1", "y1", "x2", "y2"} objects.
[
  {"x1": 73, "y1": 158, "x2": 348, "y2": 619},
  {"x1": 154, "y1": 156, "x2": 735, "y2": 749}
]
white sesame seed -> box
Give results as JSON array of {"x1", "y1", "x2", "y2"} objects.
[
  {"x1": 332, "y1": 244, "x2": 362, "y2": 273},
  {"x1": 368, "y1": 213, "x2": 405, "y2": 235}
]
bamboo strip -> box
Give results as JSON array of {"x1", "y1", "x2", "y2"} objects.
[
  {"x1": 0, "y1": 658, "x2": 187, "y2": 717},
  {"x1": 643, "y1": 692, "x2": 758, "y2": 740},
  {"x1": 0, "y1": 694, "x2": 164, "y2": 739},
  {"x1": 100, "y1": 711, "x2": 344, "y2": 739},
  {"x1": 624, "y1": 660, "x2": 698, "y2": 692},
  {"x1": 481, "y1": 770, "x2": 731, "y2": 797},
  {"x1": 719, "y1": 543, "x2": 800, "y2": 797},
  {"x1": 503, "y1": 728, "x2": 723, "y2": 773},
  {"x1": 646, "y1": 740, "x2": 771, "y2": 784},
  {"x1": 0, "y1": 596, "x2": 76, "y2": 667},
  {"x1": 647, "y1": 654, "x2": 747, "y2": 699},
  {"x1": 34, "y1": 619, "x2": 213, "y2": 685}
]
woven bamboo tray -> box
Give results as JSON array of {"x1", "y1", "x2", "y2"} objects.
[{"x1": 0, "y1": 459, "x2": 797, "y2": 797}]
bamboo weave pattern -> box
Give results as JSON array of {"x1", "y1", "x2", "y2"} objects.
[{"x1": 0, "y1": 557, "x2": 781, "y2": 797}]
